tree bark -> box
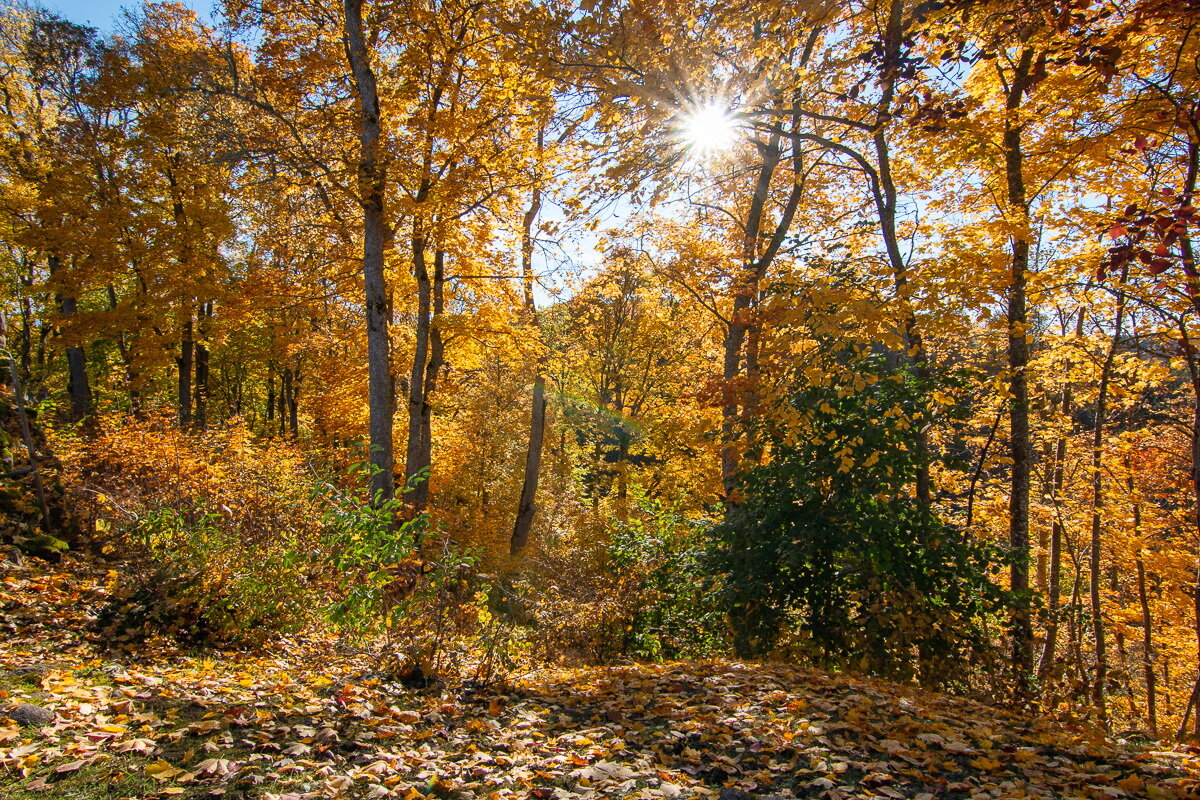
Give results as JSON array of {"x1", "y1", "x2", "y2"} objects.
[
  {"x1": 178, "y1": 312, "x2": 193, "y2": 427},
  {"x1": 266, "y1": 362, "x2": 275, "y2": 427},
  {"x1": 344, "y1": 0, "x2": 395, "y2": 504},
  {"x1": 872, "y1": 0, "x2": 932, "y2": 505},
  {"x1": 721, "y1": 128, "x2": 800, "y2": 497},
  {"x1": 194, "y1": 302, "x2": 211, "y2": 430},
  {"x1": 1038, "y1": 309, "x2": 1081, "y2": 690},
  {"x1": 48, "y1": 255, "x2": 91, "y2": 419},
  {"x1": 410, "y1": 249, "x2": 445, "y2": 513},
  {"x1": 512, "y1": 180, "x2": 545, "y2": 556},
  {"x1": 1087, "y1": 272, "x2": 1126, "y2": 727},
  {"x1": 1136, "y1": 541, "x2": 1157, "y2": 737},
  {"x1": 1003, "y1": 46, "x2": 1038, "y2": 699},
  {"x1": 405, "y1": 223, "x2": 433, "y2": 509},
  {"x1": 288, "y1": 363, "x2": 300, "y2": 436}
]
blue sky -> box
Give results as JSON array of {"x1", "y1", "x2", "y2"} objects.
[{"x1": 41, "y1": 0, "x2": 213, "y2": 31}]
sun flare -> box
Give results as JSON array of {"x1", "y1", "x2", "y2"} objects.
[{"x1": 679, "y1": 102, "x2": 741, "y2": 159}]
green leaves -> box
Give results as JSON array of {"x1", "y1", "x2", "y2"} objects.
[{"x1": 713, "y1": 353, "x2": 1009, "y2": 686}]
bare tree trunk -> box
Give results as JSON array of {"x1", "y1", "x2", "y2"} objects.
[
  {"x1": 194, "y1": 302, "x2": 211, "y2": 430},
  {"x1": 1087, "y1": 272, "x2": 1126, "y2": 727},
  {"x1": 405, "y1": 225, "x2": 432, "y2": 509},
  {"x1": 512, "y1": 179, "x2": 545, "y2": 556},
  {"x1": 344, "y1": 0, "x2": 394, "y2": 504},
  {"x1": 410, "y1": 249, "x2": 445, "y2": 513},
  {"x1": 1003, "y1": 47, "x2": 1038, "y2": 699},
  {"x1": 48, "y1": 256, "x2": 91, "y2": 418},
  {"x1": 1136, "y1": 543, "x2": 1158, "y2": 737},
  {"x1": 179, "y1": 312, "x2": 193, "y2": 427},
  {"x1": 1039, "y1": 310, "x2": 1082, "y2": 690}
]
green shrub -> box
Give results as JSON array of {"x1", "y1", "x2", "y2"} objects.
[
  {"x1": 607, "y1": 496, "x2": 726, "y2": 660},
  {"x1": 713, "y1": 355, "x2": 1010, "y2": 688}
]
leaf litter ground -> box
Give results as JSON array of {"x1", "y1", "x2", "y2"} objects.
[{"x1": 2, "y1": 555, "x2": 1199, "y2": 800}]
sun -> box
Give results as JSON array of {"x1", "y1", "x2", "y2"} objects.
[{"x1": 678, "y1": 102, "x2": 741, "y2": 159}]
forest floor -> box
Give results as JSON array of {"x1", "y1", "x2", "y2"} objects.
[{"x1": 2, "y1": 554, "x2": 1199, "y2": 800}]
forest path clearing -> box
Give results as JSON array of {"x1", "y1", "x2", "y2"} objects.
[{"x1": 1, "y1": 553, "x2": 1197, "y2": 800}]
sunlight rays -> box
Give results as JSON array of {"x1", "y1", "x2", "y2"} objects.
[{"x1": 677, "y1": 100, "x2": 742, "y2": 161}]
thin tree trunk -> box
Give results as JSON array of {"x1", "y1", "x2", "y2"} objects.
[
  {"x1": 288, "y1": 363, "x2": 300, "y2": 436},
  {"x1": 48, "y1": 256, "x2": 91, "y2": 418},
  {"x1": 0, "y1": 313, "x2": 50, "y2": 532},
  {"x1": 194, "y1": 302, "x2": 211, "y2": 430},
  {"x1": 1088, "y1": 273, "x2": 1126, "y2": 726},
  {"x1": 410, "y1": 249, "x2": 445, "y2": 513},
  {"x1": 405, "y1": 225, "x2": 432, "y2": 509},
  {"x1": 1174, "y1": 125, "x2": 1200, "y2": 741},
  {"x1": 266, "y1": 363, "x2": 275, "y2": 427},
  {"x1": 279, "y1": 367, "x2": 290, "y2": 436},
  {"x1": 106, "y1": 285, "x2": 136, "y2": 407},
  {"x1": 344, "y1": 0, "x2": 394, "y2": 504},
  {"x1": 1136, "y1": 542, "x2": 1158, "y2": 736},
  {"x1": 871, "y1": 0, "x2": 932, "y2": 505},
  {"x1": 721, "y1": 130, "x2": 796, "y2": 497},
  {"x1": 1039, "y1": 310, "x2": 1083, "y2": 689},
  {"x1": 512, "y1": 177, "x2": 545, "y2": 556},
  {"x1": 178, "y1": 312, "x2": 193, "y2": 427}
]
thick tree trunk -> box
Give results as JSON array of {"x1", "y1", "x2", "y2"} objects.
[
  {"x1": 344, "y1": 0, "x2": 394, "y2": 504},
  {"x1": 1004, "y1": 47, "x2": 1038, "y2": 698}
]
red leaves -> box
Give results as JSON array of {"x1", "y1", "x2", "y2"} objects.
[{"x1": 1101, "y1": 197, "x2": 1198, "y2": 282}]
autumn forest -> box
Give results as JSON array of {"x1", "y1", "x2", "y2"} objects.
[{"x1": 3, "y1": 0, "x2": 1200, "y2": 797}]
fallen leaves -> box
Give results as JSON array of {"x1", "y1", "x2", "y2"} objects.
[{"x1": 3, "y1": 555, "x2": 1200, "y2": 799}]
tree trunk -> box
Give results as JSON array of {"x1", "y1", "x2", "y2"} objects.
[
  {"x1": 1004, "y1": 47, "x2": 1038, "y2": 698},
  {"x1": 1136, "y1": 542, "x2": 1157, "y2": 737},
  {"x1": 194, "y1": 302, "x2": 211, "y2": 430},
  {"x1": 410, "y1": 249, "x2": 445, "y2": 513},
  {"x1": 1087, "y1": 272, "x2": 1126, "y2": 727},
  {"x1": 721, "y1": 132, "x2": 783, "y2": 498},
  {"x1": 344, "y1": 0, "x2": 394, "y2": 504},
  {"x1": 1038, "y1": 308, "x2": 1084, "y2": 692},
  {"x1": 48, "y1": 256, "x2": 91, "y2": 419},
  {"x1": 178, "y1": 312, "x2": 193, "y2": 427},
  {"x1": 405, "y1": 224, "x2": 433, "y2": 509},
  {"x1": 872, "y1": 0, "x2": 932, "y2": 505},
  {"x1": 266, "y1": 363, "x2": 275, "y2": 426},
  {"x1": 288, "y1": 363, "x2": 300, "y2": 436},
  {"x1": 512, "y1": 180, "x2": 545, "y2": 556}
]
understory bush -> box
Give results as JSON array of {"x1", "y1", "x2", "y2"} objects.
[
  {"x1": 713, "y1": 356, "x2": 1012, "y2": 688},
  {"x1": 323, "y1": 471, "x2": 499, "y2": 684},
  {"x1": 75, "y1": 414, "x2": 329, "y2": 646},
  {"x1": 74, "y1": 420, "x2": 506, "y2": 679},
  {"x1": 606, "y1": 495, "x2": 725, "y2": 660}
]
